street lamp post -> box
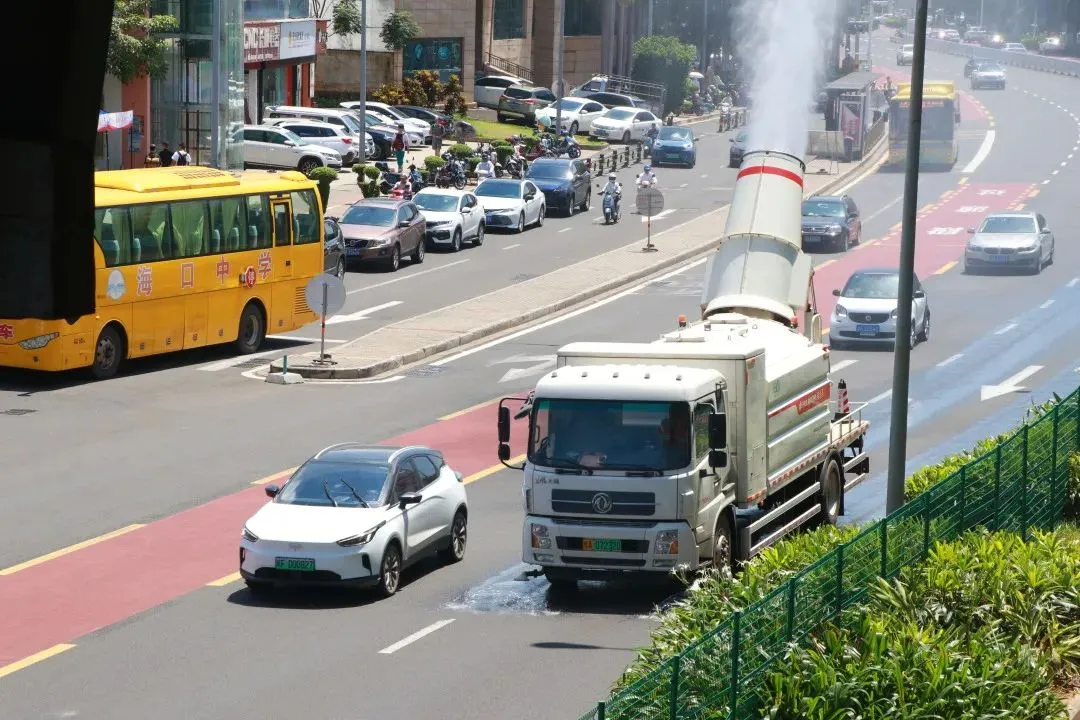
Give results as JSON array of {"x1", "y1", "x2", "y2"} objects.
[
  {"x1": 702, "y1": 0, "x2": 708, "y2": 72},
  {"x1": 555, "y1": 0, "x2": 565, "y2": 133},
  {"x1": 210, "y1": 0, "x2": 222, "y2": 168},
  {"x1": 358, "y1": 0, "x2": 367, "y2": 165},
  {"x1": 885, "y1": 0, "x2": 930, "y2": 515}
]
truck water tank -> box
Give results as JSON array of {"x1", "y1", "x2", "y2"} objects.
[{"x1": 700, "y1": 150, "x2": 814, "y2": 327}]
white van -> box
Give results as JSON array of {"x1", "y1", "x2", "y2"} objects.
[{"x1": 264, "y1": 106, "x2": 367, "y2": 137}]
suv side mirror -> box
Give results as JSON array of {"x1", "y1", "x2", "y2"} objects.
[
  {"x1": 913, "y1": 289, "x2": 926, "y2": 299},
  {"x1": 265, "y1": 484, "x2": 280, "y2": 498},
  {"x1": 832, "y1": 288, "x2": 842, "y2": 296},
  {"x1": 283, "y1": 140, "x2": 296, "y2": 147},
  {"x1": 398, "y1": 492, "x2": 422, "y2": 509}
]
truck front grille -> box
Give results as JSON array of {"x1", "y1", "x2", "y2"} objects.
[
  {"x1": 560, "y1": 556, "x2": 646, "y2": 567},
  {"x1": 550, "y1": 489, "x2": 655, "y2": 516}
]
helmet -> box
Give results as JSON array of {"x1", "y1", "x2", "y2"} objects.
[
  {"x1": 644, "y1": 164, "x2": 652, "y2": 171},
  {"x1": 608, "y1": 172, "x2": 617, "y2": 180}
]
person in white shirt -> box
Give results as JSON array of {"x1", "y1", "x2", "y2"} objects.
[
  {"x1": 172, "y1": 143, "x2": 192, "y2": 166},
  {"x1": 601, "y1": 172, "x2": 622, "y2": 215},
  {"x1": 637, "y1": 164, "x2": 657, "y2": 188},
  {"x1": 475, "y1": 153, "x2": 497, "y2": 181}
]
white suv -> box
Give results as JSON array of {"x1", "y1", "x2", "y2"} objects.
[
  {"x1": 264, "y1": 118, "x2": 374, "y2": 165},
  {"x1": 239, "y1": 124, "x2": 342, "y2": 175}
]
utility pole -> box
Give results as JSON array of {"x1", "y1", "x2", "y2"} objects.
[
  {"x1": 866, "y1": 0, "x2": 873, "y2": 71},
  {"x1": 555, "y1": 0, "x2": 566, "y2": 133},
  {"x1": 358, "y1": 0, "x2": 367, "y2": 164},
  {"x1": 886, "y1": 0, "x2": 929, "y2": 515},
  {"x1": 979, "y1": 0, "x2": 984, "y2": 27},
  {"x1": 647, "y1": 0, "x2": 654, "y2": 36},
  {"x1": 701, "y1": 0, "x2": 708, "y2": 72},
  {"x1": 210, "y1": 0, "x2": 221, "y2": 167}
]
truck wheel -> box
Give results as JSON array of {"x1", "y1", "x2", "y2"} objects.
[
  {"x1": 712, "y1": 513, "x2": 734, "y2": 573},
  {"x1": 819, "y1": 458, "x2": 842, "y2": 526}
]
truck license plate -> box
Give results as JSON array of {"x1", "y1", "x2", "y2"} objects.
[
  {"x1": 583, "y1": 538, "x2": 621, "y2": 552},
  {"x1": 855, "y1": 324, "x2": 879, "y2": 336}
]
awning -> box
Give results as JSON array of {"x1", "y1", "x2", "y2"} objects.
[{"x1": 98, "y1": 110, "x2": 134, "y2": 132}]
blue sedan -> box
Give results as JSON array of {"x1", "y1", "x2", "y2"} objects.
[{"x1": 650, "y1": 126, "x2": 698, "y2": 168}]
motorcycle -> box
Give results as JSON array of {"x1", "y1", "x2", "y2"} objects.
[
  {"x1": 435, "y1": 153, "x2": 467, "y2": 190},
  {"x1": 504, "y1": 154, "x2": 527, "y2": 179},
  {"x1": 643, "y1": 128, "x2": 659, "y2": 158},
  {"x1": 601, "y1": 189, "x2": 621, "y2": 225}
]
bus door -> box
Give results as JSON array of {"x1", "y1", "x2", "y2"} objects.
[{"x1": 269, "y1": 197, "x2": 295, "y2": 333}]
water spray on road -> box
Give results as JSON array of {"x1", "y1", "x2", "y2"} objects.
[{"x1": 736, "y1": 0, "x2": 839, "y2": 159}]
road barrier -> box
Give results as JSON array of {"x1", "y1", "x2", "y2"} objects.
[
  {"x1": 574, "y1": 385, "x2": 1080, "y2": 720},
  {"x1": 901, "y1": 34, "x2": 1080, "y2": 77}
]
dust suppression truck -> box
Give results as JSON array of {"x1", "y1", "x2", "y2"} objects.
[{"x1": 495, "y1": 150, "x2": 870, "y2": 588}]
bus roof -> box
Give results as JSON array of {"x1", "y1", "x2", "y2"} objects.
[
  {"x1": 893, "y1": 81, "x2": 956, "y2": 101},
  {"x1": 95, "y1": 167, "x2": 316, "y2": 207}
]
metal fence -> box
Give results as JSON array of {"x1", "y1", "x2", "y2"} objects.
[
  {"x1": 921, "y1": 36, "x2": 1080, "y2": 77},
  {"x1": 575, "y1": 386, "x2": 1080, "y2": 720}
]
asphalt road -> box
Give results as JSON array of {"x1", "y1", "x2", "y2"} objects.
[{"x1": 2, "y1": 42, "x2": 1079, "y2": 720}]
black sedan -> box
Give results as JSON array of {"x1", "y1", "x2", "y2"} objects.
[
  {"x1": 728, "y1": 128, "x2": 749, "y2": 167},
  {"x1": 324, "y1": 217, "x2": 346, "y2": 277},
  {"x1": 524, "y1": 158, "x2": 591, "y2": 216}
]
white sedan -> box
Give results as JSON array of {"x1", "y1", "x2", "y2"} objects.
[
  {"x1": 339, "y1": 102, "x2": 426, "y2": 145},
  {"x1": 534, "y1": 97, "x2": 608, "y2": 135},
  {"x1": 589, "y1": 107, "x2": 662, "y2": 144},
  {"x1": 240, "y1": 444, "x2": 469, "y2": 598},
  {"x1": 363, "y1": 101, "x2": 432, "y2": 140},
  {"x1": 414, "y1": 188, "x2": 486, "y2": 251},
  {"x1": 474, "y1": 178, "x2": 547, "y2": 233}
]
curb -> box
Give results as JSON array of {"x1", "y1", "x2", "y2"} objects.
[{"x1": 272, "y1": 134, "x2": 887, "y2": 380}]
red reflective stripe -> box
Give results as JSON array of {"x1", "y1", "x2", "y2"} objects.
[
  {"x1": 767, "y1": 384, "x2": 830, "y2": 419},
  {"x1": 736, "y1": 164, "x2": 804, "y2": 188}
]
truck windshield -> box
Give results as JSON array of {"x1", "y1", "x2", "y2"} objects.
[{"x1": 528, "y1": 398, "x2": 691, "y2": 471}]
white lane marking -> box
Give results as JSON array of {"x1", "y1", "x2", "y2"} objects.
[
  {"x1": 961, "y1": 130, "x2": 996, "y2": 174},
  {"x1": 1069, "y1": 154, "x2": 1074, "y2": 160},
  {"x1": 346, "y1": 260, "x2": 470, "y2": 296},
  {"x1": 642, "y1": 209, "x2": 677, "y2": 223},
  {"x1": 1062, "y1": 161, "x2": 1069, "y2": 167},
  {"x1": 863, "y1": 195, "x2": 904, "y2": 223},
  {"x1": 503, "y1": 243, "x2": 521, "y2": 250},
  {"x1": 198, "y1": 348, "x2": 282, "y2": 372},
  {"x1": 1040, "y1": 299, "x2": 1055, "y2": 310},
  {"x1": 378, "y1": 619, "x2": 455, "y2": 655},
  {"x1": 994, "y1": 322, "x2": 1017, "y2": 335},
  {"x1": 325, "y1": 300, "x2": 403, "y2": 326},
  {"x1": 1068, "y1": 278, "x2": 1079, "y2": 288},
  {"x1": 268, "y1": 335, "x2": 346, "y2": 344},
  {"x1": 431, "y1": 257, "x2": 710, "y2": 366},
  {"x1": 1053, "y1": 170, "x2": 1060, "y2": 176},
  {"x1": 1043, "y1": 180, "x2": 1051, "y2": 185},
  {"x1": 868, "y1": 390, "x2": 892, "y2": 404},
  {"x1": 936, "y1": 353, "x2": 964, "y2": 368},
  {"x1": 679, "y1": 183, "x2": 689, "y2": 188},
  {"x1": 830, "y1": 359, "x2": 858, "y2": 373},
  {"x1": 558, "y1": 228, "x2": 573, "y2": 233},
  {"x1": 981, "y1": 365, "x2": 1044, "y2": 402},
  {"x1": 700, "y1": 173, "x2": 708, "y2": 178}
]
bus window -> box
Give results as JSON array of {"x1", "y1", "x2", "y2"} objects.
[
  {"x1": 246, "y1": 195, "x2": 271, "y2": 249},
  {"x1": 290, "y1": 190, "x2": 320, "y2": 245},
  {"x1": 208, "y1": 196, "x2": 247, "y2": 253},
  {"x1": 130, "y1": 203, "x2": 173, "y2": 262},
  {"x1": 273, "y1": 202, "x2": 293, "y2": 246},
  {"x1": 171, "y1": 200, "x2": 209, "y2": 258},
  {"x1": 94, "y1": 207, "x2": 133, "y2": 267}
]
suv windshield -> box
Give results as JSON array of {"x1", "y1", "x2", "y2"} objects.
[
  {"x1": 341, "y1": 204, "x2": 396, "y2": 226},
  {"x1": 803, "y1": 199, "x2": 845, "y2": 218},
  {"x1": 414, "y1": 193, "x2": 460, "y2": 213},
  {"x1": 279, "y1": 128, "x2": 305, "y2": 144},
  {"x1": 505, "y1": 87, "x2": 534, "y2": 99},
  {"x1": 275, "y1": 461, "x2": 388, "y2": 507},
  {"x1": 841, "y1": 273, "x2": 899, "y2": 299},
  {"x1": 528, "y1": 399, "x2": 692, "y2": 471},
  {"x1": 978, "y1": 216, "x2": 1036, "y2": 233},
  {"x1": 527, "y1": 162, "x2": 573, "y2": 180}
]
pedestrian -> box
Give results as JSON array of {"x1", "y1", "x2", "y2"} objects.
[
  {"x1": 431, "y1": 118, "x2": 446, "y2": 156},
  {"x1": 392, "y1": 124, "x2": 408, "y2": 173},
  {"x1": 172, "y1": 143, "x2": 192, "y2": 166},
  {"x1": 144, "y1": 144, "x2": 161, "y2": 168},
  {"x1": 158, "y1": 142, "x2": 174, "y2": 167}
]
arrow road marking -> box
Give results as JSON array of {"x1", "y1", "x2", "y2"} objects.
[
  {"x1": 324, "y1": 301, "x2": 403, "y2": 325},
  {"x1": 980, "y1": 365, "x2": 1043, "y2": 402},
  {"x1": 489, "y1": 353, "x2": 557, "y2": 383}
]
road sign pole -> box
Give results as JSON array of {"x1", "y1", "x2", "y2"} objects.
[{"x1": 320, "y1": 284, "x2": 329, "y2": 361}]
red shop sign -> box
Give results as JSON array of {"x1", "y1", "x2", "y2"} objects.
[{"x1": 244, "y1": 22, "x2": 281, "y2": 64}]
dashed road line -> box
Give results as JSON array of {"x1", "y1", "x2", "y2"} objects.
[
  {"x1": 937, "y1": 353, "x2": 964, "y2": 368},
  {"x1": 994, "y1": 323, "x2": 1018, "y2": 336},
  {"x1": 1040, "y1": 299, "x2": 1055, "y2": 310},
  {"x1": 378, "y1": 620, "x2": 456, "y2": 655}
]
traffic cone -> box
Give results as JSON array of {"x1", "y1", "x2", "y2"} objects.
[{"x1": 835, "y1": 379, "x2": 850, "y2": 419}]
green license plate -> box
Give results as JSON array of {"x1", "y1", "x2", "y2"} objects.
[
  {"x1": 583, "y1": 538, "x2": 621, "y2": 552},
  {"x1": 275, "y1": 557, "x2": 315, "y2": 571}
]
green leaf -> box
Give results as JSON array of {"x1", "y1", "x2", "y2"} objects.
[{"x1": 105, "y1": 0, "x2": 179, "y2": 84}]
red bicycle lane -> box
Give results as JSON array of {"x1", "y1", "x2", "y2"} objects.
[
  {"x1": 814, "y1": 182, "x2": 1037, "y2": 322},
  {"x1": 0, "y1": 401, "x2": 527, "y2": 668}
]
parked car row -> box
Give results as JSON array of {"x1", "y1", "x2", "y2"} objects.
[{"x1": 476, "y1": 72, "x2": 658, "y2": 131}]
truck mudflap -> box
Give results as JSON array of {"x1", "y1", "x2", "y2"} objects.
[{"x1": 523, "y1": 516, "x2": 699, "y2": 576}]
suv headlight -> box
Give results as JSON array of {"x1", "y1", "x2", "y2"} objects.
[
  {"x1": 654, "y1": 530, "x2": 680, "y2": 555},
  {"x1": 338, "y1": 522, "x2": 384, "y2": 547},
  {"x1": 242, "y1": 526, "x2": 259, "y2": 543}
]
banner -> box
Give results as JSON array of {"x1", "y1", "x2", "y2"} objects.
[{"x1": 98, "y1": 110, "x2": 134, "y2": 133}]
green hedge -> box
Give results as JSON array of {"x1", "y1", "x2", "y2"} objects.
[{"x1": 579, "y1": 386, "x2": 1080, "y2": 720}]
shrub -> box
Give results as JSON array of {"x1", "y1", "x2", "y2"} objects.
[
  {"x1": 412, "y1": 69, "x2": 444, "y2": 107},
  {"x1": 370, "y1": 83, "x2": 408, "y2": 106},
  {"x1": 424, "y1": 155, "x2": 446, "y2": 172},
  {"x1": 362, "y1": 165, "x2": 380, "y2": 181},
  {"x1": 307, "y1": 166, "x2": 338, "y2": 209},
  {"x1": 360, "y1": 180, "x2": 380, "y2": 198},
  {"x1": 442, "y1": 74, "x2": 467, "y2": 116},
  {"x1": 493, "y1": 145, "x2": 513, "y2": 164},
  {"x1": 448, "y1": 142, "x2": 473, "y2": 160},
  {"x1": 401, "y1": 76, "x2": 428, "y2": 107}
]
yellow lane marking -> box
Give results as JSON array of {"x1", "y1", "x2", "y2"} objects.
[
  {"x1": 207, "y1": 572, "x2": 242, "y2": 587},
  {"x1": 816, "y1": 259, "x2": 836, "y2": 269},
  {"x1": 439, "y1": 398, "x2": 499, "y2": 421},
  {"x1": 0, "y1": 644, "x2": 76, "y2": 679},
  {"x1": 464, "y1": 457, "x2": 524, "y2": 484},
  {"x1": 933, "y1": 261, "x2": 957, "y2": 276},
  {"x1": 0, "y1": 524, "x2": 145, "y2": 577},
  {"x1": 251, "y1": 467, "x2": 298, "y2": 486},
  {"x1": 1027, "y1": 189, "x2": 1040, "y2": 198},
  {"x1": 919, "y1": 204, "x2": 934, "y2": 213},
  {"x1": 958, "y1": 177, "x2": 968, "y2": 185}
]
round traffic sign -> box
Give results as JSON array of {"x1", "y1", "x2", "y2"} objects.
[
  {"x1": 636, "y1": 186, "x2": 665, "y2": 216},
  {"x1": 304, "y1": 273, "x2": 347, "y2": 317}
]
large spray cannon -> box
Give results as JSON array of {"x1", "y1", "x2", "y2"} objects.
[{"x1": 699, "y1": 150, "x2": 818, "y2": 334}]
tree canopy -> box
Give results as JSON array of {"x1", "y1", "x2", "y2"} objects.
[
  {"x1": 105, "y1": 0, "x2": 178, "y2": 84},
  {"x1": 632, "y1": 35, "x2": 698, "y2": 114},
  {"x1": 380, "y1": 11, "x2": 422, "y2": 51}
]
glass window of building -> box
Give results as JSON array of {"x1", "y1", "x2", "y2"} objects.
[
  {"x1": 493, "y1": 0, "x2": 525, "y2": 40},
  {"x1": 564, "y1": 0, "x2": 603, "y2": 36}
]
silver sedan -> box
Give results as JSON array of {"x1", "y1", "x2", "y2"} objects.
[{"x1": 964, "y1": 211, "x2": 1055, "y2": 274}]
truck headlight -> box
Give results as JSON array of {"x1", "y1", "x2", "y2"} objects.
[
  {"x1": 530, "y1": 523, "x2": 551, "y2": 549},
  {"x1": 654, "y1": 530, "x2": 680, "y2": 555}
]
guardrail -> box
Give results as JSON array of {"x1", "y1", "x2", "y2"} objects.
[
  {"x1": 573, "y1": 385, "x2": 1080, "y2": 720},
  {"x1": 586, "y1": 143, "x2": 645, "y2": 176},
  {"x1": 911, "y1": 35, "x2": 1080, "y2": 77}
]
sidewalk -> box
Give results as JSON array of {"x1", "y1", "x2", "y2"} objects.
[{"x1": 270, "y1": 137, "x2": 886, "y2": 380}]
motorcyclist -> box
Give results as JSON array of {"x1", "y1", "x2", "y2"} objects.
[
  {"x1": 637, "y1": 164, "x2": 658, "y2": 188},
  {"x1": 475, "y1": 152, "x2": 497, "y2": 181},
  {"x1": 391, "y1": 175, "x2": 412, "y2": 199},
  {"x1": 601, "y1": 172, "x2": 622, "y2": 216},
  {"x1": 408, "y1": 164, "x2": 423, "y2": 191}
]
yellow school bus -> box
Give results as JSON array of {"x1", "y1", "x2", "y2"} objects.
[
  {"x1": 0, "y1": 167, "x2": 324, "y2": 379},
  {"x1": 887, "y1": 81, "x2": 961, "y2": 168}
]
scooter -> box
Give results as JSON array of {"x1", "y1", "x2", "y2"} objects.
[
  {"x1": 435, "y1": 153, "x2": 467, "y2": 190},
  {"x1": 599, "y1": 185, "x2": 621, "y2": 225}
]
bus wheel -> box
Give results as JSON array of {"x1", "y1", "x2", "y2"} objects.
[
  {"x1": 236, "y1": 303, "x2": 266, "y2": 355},
  {"x1": 91, "y1": 324, "x2": 125, "y2": 380}
]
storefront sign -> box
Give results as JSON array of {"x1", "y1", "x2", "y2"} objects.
[
  {"x1": 403, "y1": 37, "x2": 463, "y2": 83},
  {"x1": 316, "y1": 19, "x2": 328, "y2": 55},
  {"x1": 245, "y1": 22, "x2": 281, "y2": 63},
  {"x1": 280, "y1": 19, "x2": 317, "y2": 60}
]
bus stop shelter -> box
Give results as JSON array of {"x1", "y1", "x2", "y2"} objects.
[{"x1": 818, "y1": 71, "x2": 886, "y2": 160}]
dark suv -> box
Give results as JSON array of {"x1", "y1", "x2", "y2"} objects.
[
  {"x1": 801, "y1": 195, "x2": 862, "y2": 253},
  {"x1": 525, "y1": 158, "x2": 592, "y2": 215},
  {"x1": 497, "y1": 86, "x2": 557, "y2": 124}
]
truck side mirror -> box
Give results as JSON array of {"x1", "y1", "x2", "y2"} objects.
[
  {"x1": 709, "y1": 449, "x2": 728, "y2": 469},
  {"x1": 708, "y1": 413, "x2": 727, "y2": 449},
  {"x1": 498, "y1": 443, "x2": 512, "y2": 462},
  {"x1": 498, "y1": 405, "x2": 511, "y2": 443}
]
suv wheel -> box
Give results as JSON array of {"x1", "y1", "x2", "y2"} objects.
[{"x1": 298, "y1": 157, "x2": 320, "y2": 175}]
